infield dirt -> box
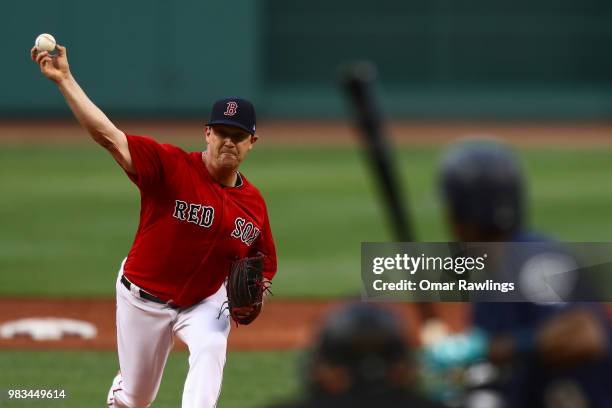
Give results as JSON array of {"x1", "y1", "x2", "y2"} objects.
[{"x1": 0, "y1": 298, "x2": 469, "y2": 351}]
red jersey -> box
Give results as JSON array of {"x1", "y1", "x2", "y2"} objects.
[{"x1": 121, "y1": 134, "x2": 277, "y2": 308}]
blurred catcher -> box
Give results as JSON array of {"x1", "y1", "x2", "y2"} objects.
[
  {"x1": 31, "y1": 42, "x2": 277, "y2": 407},
  {"x1": 271, "y1": 302, "x2": 445, "y2": 408},
  {"x1": 423, "y1": 140, "x2": 612, "y2": 408}
]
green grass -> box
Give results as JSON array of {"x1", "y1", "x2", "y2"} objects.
[
  {"x1": 0, "y1": 350, "x2": 301, "y2": 407},
  {"x1": 1, "y1": 142, "x2": 612, "y2": 297}
]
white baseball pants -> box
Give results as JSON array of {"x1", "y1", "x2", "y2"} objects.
[{"x1": 107, "y1": 260, "x2": 231, "y2": 408}]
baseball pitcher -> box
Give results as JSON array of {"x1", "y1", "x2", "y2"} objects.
[{"x1": 31, "y1": 43, "x2": 277, "y2": 408}]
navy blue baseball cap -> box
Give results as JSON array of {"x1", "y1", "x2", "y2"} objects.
[{"x1": 207, "y1": 97, "x2": 256, "y2": 135}]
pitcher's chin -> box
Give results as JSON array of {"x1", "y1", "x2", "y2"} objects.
[{"x1": 218, "y1": 156, "x2": 240, "y2": 171}]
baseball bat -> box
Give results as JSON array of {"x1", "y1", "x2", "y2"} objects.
[
  {"x1": 340, "y1": 62, "x2": 414, "y2": 242},
  {"x1": 341, "y1": 62, "x2": 442, "y2": 327}
]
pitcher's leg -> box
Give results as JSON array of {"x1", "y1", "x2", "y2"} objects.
[
  {"x1": 108, "y1": 274, "x2": 176, "y2": 408},
  {"x1": 175, "y1": 285, "x2": 230, "y2": 408}
]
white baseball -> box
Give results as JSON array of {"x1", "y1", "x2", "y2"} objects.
[{"x1": 35, "y1": 33, "x2": 56, "y2": 52}]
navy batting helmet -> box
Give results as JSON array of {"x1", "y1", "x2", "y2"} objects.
[{"x1": 439, "y1": 139, "x2": 525, "y2": 236}]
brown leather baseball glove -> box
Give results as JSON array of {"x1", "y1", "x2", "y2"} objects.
[{"x1": 225, "y1": 254, "x2": 272, "y2": 325}]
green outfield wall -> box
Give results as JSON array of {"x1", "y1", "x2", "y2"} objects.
[{"x1": 4, "y1": 0, "x2": 612, "y2": 119}]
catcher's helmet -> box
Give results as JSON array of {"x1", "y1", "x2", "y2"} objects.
[
  {"x1": 439, "y1": 139, "x2": 524, "y2": 235},
  {"x1": 309, "y1": 303, "x2": 408, "y2": 391}
]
